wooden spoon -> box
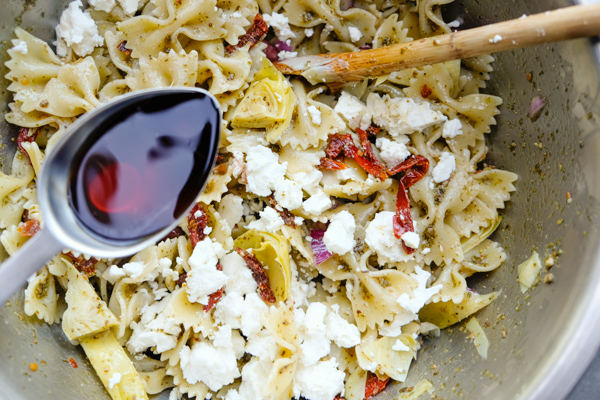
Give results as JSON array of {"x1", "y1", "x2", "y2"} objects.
[{"x1": 274, "y1": 3, "x2": 600, "y2": 84}]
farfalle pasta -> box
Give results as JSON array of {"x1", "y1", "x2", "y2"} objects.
[{"x1": 3, "y1": 0, "x2": 517, "y2": 399}]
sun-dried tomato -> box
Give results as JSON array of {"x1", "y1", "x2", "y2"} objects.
[
  {"x1": 64, "y1": 252, "x2": 98, "y2": 276},
  {"x1": 188, "y1": 204, "x2": 209, "y2": 247},
  {"x1": 326, "y1": 133, "x2": 351, "y2": 158},
  {"x1": 204, "y1": 264, "x2": 225, "y2": 312},
  {"x1": 226, "y1": 14, "x2": 269, "y2": 54},
  {"x1": 364, "y1": 373, "x2": 390, "y2": 399},
  {"x1": 117, "y1": 41, "x2": 132, "y2": 56},
  {"x1": 355, "y1": 127, "x2": 389, "y2": 181},
  {"x1": 365, "y1": 124, "x2": 380, "y2": 140},
  {"x1": 17, "y1": 219, "x2": 40, "y2": 237},
  {"x1": 17, "y1": 127, "x2": 38, "y2": 165},
  {"x1": 159, "y1": 226, "x2": 185, "y2": 243},
  {"x1": 390, "y1": 155, "x2": 429, "y2": 255},
  {"x1": 236, "y1": 247, "x2": 276, "y2": 303},
  {"x1": 318, "y1": 157, "x2": 347, "y2": 170},
  {"x1": 334, "y1": 395, "x2": 345, "y2": 400},
  {"x1": 420, "y1": 84, "x2": 433, "y2": 99},
  {"x1": 268, "y1": 195, "x2": 296, "y2": 228}
]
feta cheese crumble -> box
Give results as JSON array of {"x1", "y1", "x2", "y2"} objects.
[
  {"x1": 293, "y1": 358, "x2": 346, "y2": 400},
  {"x1": 375, "y1": 137, "x2": 411, "y2": 168},
  {"x1": 186, "y1": 238, "x2": 228, "y2": 305},
  {"x1": 366, "y1": 93, "x2": 447, "y2": 137},
  {"x1": 55, "y1": 0, "x2": 104, "y2": 57},
  {"x1": 108, "y1": 372, "x2": 122, "y2": 389},
  {"x1": 302, "y1": 191, "x2": 332, "y2": 215},
  {"x1": 89, "y1": 0, "x2": 115, "y2": 13},
  {"x1": 263, "y1": 13, "x2": 295, "y2": 41},
  {"x1": 334, "y1": 91, "x2": 368, "y2": 129},
  {"x1": 431, "y1": 152, "x2": 456, "y2": 183},
  {"x1": 392, "y1": 339, "x2": 410, "y2": 352},
  {"x1": 307, "y1": 105, "x2": 322, "y2": 126},
  {"x1": 489, "y1": 34, "x2": 503, "y2": 43},
  {"x1": 401, "y1": 231, "x2": 420, "y2": 249},
  {"x1": 397, "y1": 266, "x2": 442, "y2": 314},
  {"x1": 246, "y1": 206, "x2": 285, "y2": 233},
  {"x1": 442, "y1": 118, "x2": 463, "y2": 139},
  {"x1": 348, "y1": 26, "x2": 362, "y2": 42},
  {"x1": 323, "y1": 210, "x2": 356, "y2": 255},
  {"x1": 12, "y1": 40, "x2": 28, "y2": 55},
  {"x1": 305, "y1": 28, "x2": 314, "y2": 37},
  {"x1": 365, "y1": 212, "x2": 414, "y2": 264},
  {"x1": 179, "y1": 342, "x2": 240, "y2": 391},
  {"x1": 278, "y1": 50, "x2": 298, "y2": 60}
]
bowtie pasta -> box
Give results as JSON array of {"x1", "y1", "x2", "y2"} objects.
[{"x1": 4, "y1": 0, "x2": 517, "y2": 399}]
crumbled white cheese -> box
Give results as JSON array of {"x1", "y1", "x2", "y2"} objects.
[
  {"x1": 366, "y1": 93, "x2": 447, "y2": 137},
  {"x1": 365, "y1": 212, "x2": 414, "y2": 264},
  {"x1": 231, "y1": 11, "x2": 242, "y2": 18},
  {"x1": 237, "y1": 359, "x2": 272, "y2": 399},
  {"x1": 55, "y1": 0, "x2": 104, "y2": 57},
  {"x1": 179, "y1": 342, "x2": 240, "y2": 391},
  {"x1": 392, "y1": 339, "x2": 410, "y2": 352},
  {"x1": 293, "y1": 358, "x2": 346, "y2": 400},
  {"x1": 288, "y1": 170, "x2": 323, "y2": 196},
  {"x1": 108, "y1": 372, "x2": 122, "y2": 389},
  {"x1": 278, "y1": 50, "x2": 298, "y2": 60},
  {"x1": 118, "y1": 0, "x2": 144, "y2": 15},
  {"x1": 326, "y1": 311, "x2": 361, "y2": 348},
  {"x1": 122, "y1": 261, "x2": 145, "y2": 279},
  {"x1": 401, "y1": 231, "x2": 420, "y2": 249},
  {"x1": 375, "y1": 136, "x2": 411, "y2": 168},
  {"x1": 186, "y1": 238, "x2": 228, "y2": 305},
  {"x1": 103, "y1": 265, "x2": 125, "y2": 284},
  {"x1": 232, "y1": 151, "x2": 245, "y2": 179},
  {"x1": 245, "y1": 145, "x2": 303, "y2": 210},
  {"x1": 89, "y1": 0, "x2": 115, "y2": 12},
  {"x1": 12, "y1": 39, "x2": 28, "y2": 55},
  {"x1": 220, "y1": 252, "x2": 257, "y2": 296},
  {"x1": 348, "y1": 26, "x2": 362, "y2": 42},
  {"x1": 334, "y1": 91, "x2": 368, "y2": 129},
  {"x1": 323, "y1": 210, "x2": 356, "y2": 255},
  {"x1": 307, "y1": 105, "x2": 322, "y2": 126},
  {"x1": 128, "y1": 316, "x2": 179, "y2": 354},
  {"x1": 489, "y1": 34, "x2": 503, "y2": 43},
  {"x1": 263, "y1": 13, "x2": 295, "y2": 41},
  {"x1": 218, "y1": 194, "x2": 244, "y2": 229},
  {"x1": 214, "y1": 292, "x2": 268, "y2": 338},
  {"x1": 431, "y1": 152, "x2": 456, "y2": 183},
  {"x1": 246, "y1": 206, "x2": 284, "y2": 233},
  {"x1": 442, "y1": 118, "x2": 463, "y2": 139},
  {"x1": 245, "y1": 329, "x2": 278, "y2": 361},
  {"x1": 397, "y1": 266, "x2": 442, "y2": 314},
  {"x1": 302, "y1": 191, "x2": 332, "y2": 215},
  {"x1": 447, "y1": 19, "x2": 461, "y2": 28},
  {"x1": 300, "y1": 303, "x2": 331, "y2": 365},
  {"x1": 422, "y1": 247, "x2": 431, "y2": 255},
  {"x1": 203, "y1": 226, "x2": 213, "y2": 235},
  {"x1": 305, "y1": 28, "x2": 314, "y2": 37}
]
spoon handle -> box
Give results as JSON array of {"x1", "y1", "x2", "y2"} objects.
[
  {"x1": 0, "y1": 229, "x2": 63, "y2": 305},
  {"x1": 274, "y1": 3, "x2": 600, "y2": 83}
]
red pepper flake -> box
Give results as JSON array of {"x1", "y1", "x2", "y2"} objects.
[
  {"x1": 64, "y1": 252, "x2": 98, "y2": 276},
  {"x1": 67, "y1": 357, "x2": 78, "y2": 368},
  {"x1": 159, "y1": 226, "x2": 185, "y2": 243},
  {"x1": 226, "y1": 14, "x2": 269, "y2": 54},
  {"x1": 188, "y1": 203, "x2": 209, "y2": 247},
  {"x1": 390, "y1": 155, "x2": 429, "y2": 255},
  {"x1": 17, "y1": 219, "x2": 40, "y2": 237},
  {"x1": 420, "y1": 84, "x2": 433, "y2": 99},
  {"x1": 267, "y1": 195, "x2": 296, "y2": 228},
  {"x1": 236, "y1": 247, "x2": 276, "y2": 303},
  {"x1": 17, "y1": 127, "x2": 39, "y2": 165},
  {"x1": 204, "y1": 264, "x2": 224, "y2": 312},
  {"x1": 364, "y1": 373, "x2": 390, "y2": 399},
  {"x1": 117, "y1": 41, "x2": 132, "y2": 57}
]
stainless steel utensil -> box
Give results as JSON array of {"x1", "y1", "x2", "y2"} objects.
[{"x1": 0, "y1": 87, "x2": 221, "y2": 305}]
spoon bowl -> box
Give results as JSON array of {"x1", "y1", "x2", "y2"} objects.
[{"x1": 0, "y1": 87, "x2": 221, "y2": 304}]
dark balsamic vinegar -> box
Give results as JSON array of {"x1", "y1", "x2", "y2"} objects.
[{"x1": 69, "y1": 93, "x2": 220, "y2": 241}]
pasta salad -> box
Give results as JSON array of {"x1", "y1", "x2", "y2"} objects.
[{"x1": 3, "y1": 0, "x2": 517, "y2": 399}]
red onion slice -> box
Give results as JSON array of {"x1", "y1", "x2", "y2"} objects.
[
  {"x1": 310, "y1": 229, "x2": 333, "y2": 265},
  {"x1": 262, "y1": 40, "x2": 279, "y2": 62},
  {"x1": 529, "y1": 96, "x2": 547, "y2": 121},
  {"x1": 275, "y1": 40, "x2": 294, "y2": 52}
]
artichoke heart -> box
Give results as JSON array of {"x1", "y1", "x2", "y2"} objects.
[
  {"x1": 234, "y1": 229, "x2": 292, "y2": 302},
  {"x1": 419, "y1": 290, "x2": 499, "y2": 329},
  {"x1": 232, "y1": 58, "x2": 295, "y2": 142},
  {"x1": 61, "y1": 260, "x2": 119, "y2": 341}
]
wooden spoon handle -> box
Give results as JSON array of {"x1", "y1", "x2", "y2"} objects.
[{"x1": 274, "y1": 3, "x2": 600, "y2": 83}]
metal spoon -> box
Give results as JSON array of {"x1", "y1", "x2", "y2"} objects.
[{"x1": 0, "y1": 87, "x2": 221, "y2": 304}]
